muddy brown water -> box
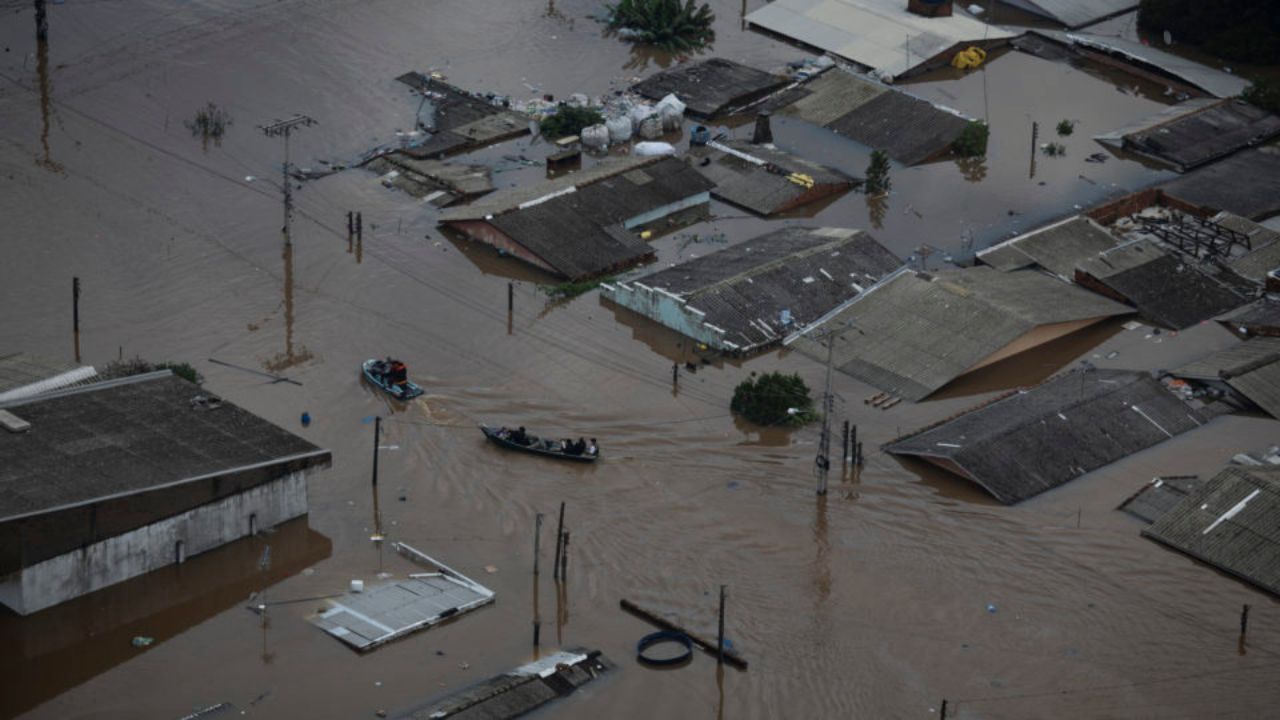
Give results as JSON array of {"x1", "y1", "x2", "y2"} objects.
[{"x1": 2, "y1": 1, "x2": 1279, "y2": 718}]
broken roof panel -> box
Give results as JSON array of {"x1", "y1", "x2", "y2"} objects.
[
  {"x1": 1160, "y1": 147, "x2": 1280, "y2": 221},
  {"x1": 1142, "y1": 465, "x2": 1280, "y2": 597},
  {"x1": 401, "y1": 650, "x2": 610, "y2": 720},
  {"x1": 0, "y1": 353, "x2": 98, "y2": 403},
  {"x1": 1172, "y1": 337, "x2": 1280, "y2": 420},
  {"x1": 884, "y1": 369, "x2": 1207, "y2": 503},
  {"x1": 630, "y1": 58, "x2": 790, "y2": 118},
  {"x1": 394, "y1": 73, "x2": 531, "y2": 156},
  {"x1": 1002, "y1": 0, "x2": 1135, "y2": 29},
  {"x1": 747, "y1": 0, "x2": 1015, "y2": 80},
  {"x1": 977, "y1": 215, "x2": 1119, "y2": 280},
  {"x1": 691, "y1": 139, "x2": 858, "y2": 215},
  {"x1": 1075, "y1": 239, "x2": 1250, "y2": 330},
  {"x1": 1094, "y1": 98, "x2": 1280, "y2": 172},
  {"x1": 604, "y1": 227, "x2": 901, "y2": 353},
  {"x1": 780, "y1": 69, "x2": 972, "y2": 165},
  {"x1": 788, "y1": 267, "x2": 1131, "y2": 400}
]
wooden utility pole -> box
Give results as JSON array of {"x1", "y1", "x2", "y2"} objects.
[
  {"x1": 717, "y1": 585, "x2": 727, "y2": 665},
  {"x1": 553, "y1": 501, "x2": 566, "y2": 580},
  {"x1": 34, "y1": 0, "x2": 48, "y2": 41},
  {"x1": 815, "y1": 331, "x2": 835, "y2": 495},
  {"x1": 258, "y1": 115, "x2": 316, "y2": 244},
  {"x1": 533, "y1": 513, "x2": 543, "y2": 575}
]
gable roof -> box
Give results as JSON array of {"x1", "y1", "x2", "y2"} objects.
[
  {"x1": 884, "y1": 370, "x2": 1207, "y2": 503},
  {"x1": 746, "y1": 0, "x2": 1015, "y2": 80},
  {"x1": 1160, "y1": 147, "x2": 1280, "y2": 221},
  {"x1": 630, "y1": 58, "x2": 790, "y2": 118},
  {"x1": 488, "y1": 204, "x2": 652, "y2": 281},
  {"x1": 693, "y1": 140, "x2": 858, "y2": 216},
  {"x1": 614, "y1": 227, "x2": 901, "y2": 352},
  {"x1": 1142, "y1": 465, "x2": 1280, "y2": 597},
  {"x1": 1075, "y1": 239, "x2": 1250, "y2": 329},
  {"x1": 1005, "y1": 0, "x2": 1135, "y2": 29},
  {"x1": 780, "y1": 69, "x2": 973, "y2": 165},
  {"x1": 977, "y1": 215, "x2": 1119, "y2": 280},
  {"x1": 1172, "y1": 337, "x2": 1280, "y2": 420},
  {"x1": 1095, "y1": 98, "x2": 1280, "y2": 172},
  {"x1": 789, "y1": 267, "x2": 1132, "y2": 400}
]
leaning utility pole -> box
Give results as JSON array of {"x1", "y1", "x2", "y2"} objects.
[{"x1": 258, "y1": 115, "x2": 316, "y2": 245}]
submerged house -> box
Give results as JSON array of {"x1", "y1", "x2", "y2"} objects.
[
  {"x1": 0, "y1": 371, "x2": 330, "y2": 615},
  {"x1": 778, "y1": 68, "x2": 976, "y2": 165},
  {"x1": 690, "y1": 139, "x2": 859, "y2": 216},
  {"x1": 884, "y1": 369, "x2": 1207, "y2": 504},
  {"x1": 1142, "y1": 465, "x2": 1280, "y2": 598},
  {"x1": 1095, "y1": 98, "x2": 1280, "y2": 173},
  {"x1": 601, "y1": 227, "x2": 901, "y2": 354},
  {"x1": 440, "y1": 156, "x2": 713, "y2": 280},
  {"x1": 1170, "y1": 337, "x2": 1280, "y2": 420},
  {"x1": 976, "y1": 215, "x2": 1119, "y2": 281},
  {"x1": 746, "y1": 0, "x2": 1014, "y2": 81},
  {"x1": 630, "y1": 58, "x2": 790, "y2": 118},
  {"x1": 787, "y1": 266, "x2": 1132, "y2": 401}
]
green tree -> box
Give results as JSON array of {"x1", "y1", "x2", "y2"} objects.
[
  {"x1": 731, "y1": 372, "x2": 815, "y2": 426},
  {"x1": 539, "y1": 105, "x2": 605, "y2": 139},
  {"x1": 865, "y1": 150, "x2": 891, "y2": 195},
  {"x1": 1243, "y1": 78, "x2": 1280, "y2": 114},
  {"x1": 953, "y1": 120, "x2": 989, "y2": 157},
  {"x1": 1139, "y1": 0, "x2": 1280, "y2": 64},
  {"x1": 605, "y1": 0, "x2": 715, "y2": 52}
]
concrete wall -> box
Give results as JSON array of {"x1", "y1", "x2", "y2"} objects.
[
  {"x1": 7, "y1": 470, "x2": 310, "y2": 616},
  {"x1": 602, "y1": 281, "x2": 729, "y2": 351}
]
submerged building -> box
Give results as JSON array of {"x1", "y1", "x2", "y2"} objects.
[{"x1": 0, "y1": 371, "x2": 330, "y2": 615}]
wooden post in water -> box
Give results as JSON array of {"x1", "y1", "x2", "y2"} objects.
[
  {"x1": 672, "y1": 362, "x2": 679, "y2": 388},
  {"x1": 856, "y1": 442, "x2": 863, "y2": 467},
  {"x1": 841, "y1": 421, "x2": 849, "y2": 476},
  {"x1": 553, "y1": 501, "x2": 566, "y2": 580},
  {"x1": 1030, "y1": 121, "x2": 1039, "y2": 179},
  {"x1": 940, "y1": 699, "x2": 948, "y2": 719},
  {"x1": 559, "y1": 531, "x2": 569, "y2": 579},
  {"x1": 1241, "y1": 604, "x2": 1251, "y2": 637},
  {"x1": 717, "y1": 585, "x2": 726, "y2": 665},
  {"x1": 371, "y1": 416, "x2": 383, "y2": 540},
  {"x1": 72, "y1": 276, "x2": 81, "y2": 363},
  {"x1": 508, "y1": 282, "x2": 514, "y2": 312},
  {"x1": 533, "y1": 513, "x2": 543, "y2": 575}
]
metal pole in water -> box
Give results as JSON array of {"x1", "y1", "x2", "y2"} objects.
[{"x1": 717, "y1": 585, "x2": 726, "y2": 665}]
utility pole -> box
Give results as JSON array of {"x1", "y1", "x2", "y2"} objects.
[
  {"x1": 258, "y1": 115, "x2": 316, "y2": 245},
  {"x1": 34, "y1": 0, "x2": 48, "y2": 42},
  {"x1": 815, "y1": 331, "x2": 835, "y2": 495},
  {"x1": 72, "y1": 276, "x2": 80, "y2": 363},
  {"x1": 370, "y1": 416, "x2": 383, "y2": 542}
]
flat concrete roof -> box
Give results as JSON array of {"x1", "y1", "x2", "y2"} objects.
[{"x1": 0, "y1": 372, "x2": 326, "y2": 522}]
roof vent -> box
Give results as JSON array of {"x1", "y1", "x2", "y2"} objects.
[{"x1": 0, "y1": 409, "x2": 32, "y2": 433}]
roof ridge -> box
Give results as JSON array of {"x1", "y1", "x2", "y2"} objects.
[
  {"x1": 687, "y1": 231, "x2": 868, "y2": 298},
  {"x1": 0, "y1": 370, "x2": 173, "y2": 410}
]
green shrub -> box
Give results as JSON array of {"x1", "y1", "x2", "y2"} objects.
[
  {"x1": 953, "y1": 120, "x2": 989, "y2": 158},
  {"x1": 606, "y1": 0, "x2": 715, "y2": 52},
  {"x1": 1042, "y1": 142, "x2": 1066, "y2": 157},
  {"x1": 540, "y1": 276, "x2": 612, "y2": 299},
  {"x1": 731, "y1": 372, "x2": 815, "y2": 426},
  {"x1": 539, "y1": 105, "x2": 605, "y2": 139},
  {"x1": 103, "y1": 357, "x2": 204, "y2": 384},
  {"x1": 1056, "y1": 119, "x2": 1075, "y2": 136},
  {"x1": 184, "y1": 102, "x2": 232, "y2": 148}
]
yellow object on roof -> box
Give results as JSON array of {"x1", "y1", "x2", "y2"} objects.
[
  {"x1": 786, "y1": 172, "x2": 815, "y2": 189},
  {"x1": 951, "y1": 46, "x2": 987, "y2": 70}
]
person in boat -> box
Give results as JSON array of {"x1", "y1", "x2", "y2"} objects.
[
  {"x1": 587, "y1": 438, "x2": 598, "y2": 456},
  {"x1": 384, "y1": 359, "x2": 407, "y2": 385},
  {"x1": 509, "y1": 426, "x2": 530, "y2": 445}
]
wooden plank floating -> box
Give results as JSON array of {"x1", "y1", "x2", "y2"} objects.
[{"x1": 620, "y1": 598, "x2": 748, "y2": 669}]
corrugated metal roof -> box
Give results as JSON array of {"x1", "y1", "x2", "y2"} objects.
[
  {"x1": 789, "y1": 267, "x2": 1132, "y2": 400},
  {"x1": 1173, "y1": 337, "x2": 1280, "y2": 419},
  {"x1": 1119, "y1": 475, "x2": 1204, "y2": 524},
  {"x1": 612, "y1": 227, "x2": 901, "y2": 352},
  {"x1": 1214, "y1": 213, "x2": 1280, "y2": 284},
  {"x1": 884, "y1": 369, "x2": 1207, "y2": 504},
  {"x1": 692, "y1": 140, "x2": 858, "y2": 215},
  {"x1": 1060, "y1": 32, "x2": 1251, "y2": 99},
  {"x1": 746, "y1": 0, "x2": 1014, "y2": 80},
  {"x1": 439, "y1": 155, "x2": 662, "y2": 222},
  {"x1": 1222, "y1": 298, "x2": 1280, "y2": 334},
  {"x1": 1076, "y1": 240, "x2": 1250, "y2": 329},
  {"x1": 1004, "y1": 0, "x2": 1135, "y2": 29},
  {"x1": 1160, "y1": 147, "x2": 1280, "y2": 221},
  {"x1": 780, "y1": 69, "x2": 973, "y2": 165},
  {"x1": 1095, "y1": 98, "x2": 1280, "y2": 173},
  {"x1": 977, "y1": 215, "x2": 1119, "y2": 280},
  {"x1": 489, "y1": 204, "x2": 652, "y2": 281},
  {"x1": 630, "y1": 58, "x2": 790, "y2": 118},
  {"x1": 1142, "y1": 465, "x2": 1280, "y2": 597}
]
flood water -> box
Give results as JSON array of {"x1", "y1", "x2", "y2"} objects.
[{"x1": 2, "y1": 1, "x2": 1279, "y2": 718}]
